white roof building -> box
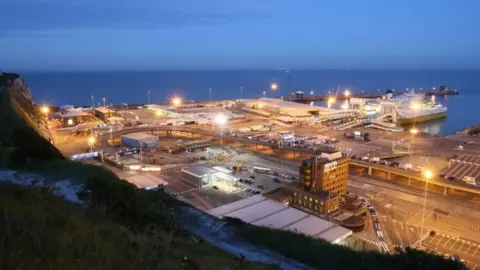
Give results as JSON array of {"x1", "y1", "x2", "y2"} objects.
[
  {"x1": 118, "y1": 172, "x2": 168, "y2": 190},
  {"x1": 209, "y1": 195, "x2": 352, "y2": 244},
  {"x1": 243, "y1": 98, "x2": 339, "y2": 117}
]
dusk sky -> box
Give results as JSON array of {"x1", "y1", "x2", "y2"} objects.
[{"x1": 1, "y1": 0, "x2": 479, "y2": 70}]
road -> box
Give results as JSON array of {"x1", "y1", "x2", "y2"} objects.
[{"x1": 348, "y1": 176, "x2": 480, "y2": 268}]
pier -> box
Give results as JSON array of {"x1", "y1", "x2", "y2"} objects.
[{"x1": 286, "y1": 89, "x2": 459, "y2": 103}]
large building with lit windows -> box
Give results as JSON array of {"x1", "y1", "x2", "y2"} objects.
[{"x1": 299, "y1": 151, "x2": 350, "y2": 196}]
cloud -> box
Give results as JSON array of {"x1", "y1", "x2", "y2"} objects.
[{"x1": 0, "y1": 0, "x2": 271, "y2": 35}]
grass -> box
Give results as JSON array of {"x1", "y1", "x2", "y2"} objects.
[{"x1": 0, "y1": 182, "x2": 275, "y2": 270}]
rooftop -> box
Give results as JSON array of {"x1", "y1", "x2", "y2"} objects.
[
  {"x1": 59, "y1": 111, "x2": 90, "y2": 118},
  {"x1": 95, "y1": 106, "x2": 115, "y2": 114},
  {"x1": 121, "y1": 132, "x2": 158, "y2": 140},
  {"x1": 243, "y1": 98, "x2": 338, "y2": 117},
  {"x1": 182, "y1": 165, "x2": 217, "y2": 178},
  {"x1": 209, "y1": 195, "x2": 352, "y2": 244}
]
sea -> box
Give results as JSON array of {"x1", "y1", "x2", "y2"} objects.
[{"x1": 20, "y1": 70, "x2": 480, "y2": 135}]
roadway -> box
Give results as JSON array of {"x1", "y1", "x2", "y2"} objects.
[
  {"x1": 348, "y1": 176, "x2": 480, "y2": 268},
  {"x1": 96, "y1": 125, "x2": 480, "y2": 197}
]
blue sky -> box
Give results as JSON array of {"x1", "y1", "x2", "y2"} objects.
[{"x1": 1, "y1": 0, "x2": 479, "y2": 70}]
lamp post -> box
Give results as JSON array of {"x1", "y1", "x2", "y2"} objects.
[
  {"x1": 148, "y1": 90, "x2": 151, "y2": 105},
  {"x1": 91, "y1": 95, "x2": 94, "y2": 109},
  {"x1": 215, "y1": 114, "x2": 227, "y2": 158},
  {"x1": 88, "y1": 136, "x2": 96, "y2": 152},
  {"x1": 209, "y1": 88, "x2": 212, "y2": 101},
  {"x1": 409, "y1": 128, "x2": 418, "y2": 164},
  {"x1": 419, "y1": 169, "x2": 433, "y2": 248},
  {"x1": 240, "y1": 86, "x2": 243, "y2": 99},
  {"x1": 102, "y1": 97, "x2": 106, "y2": 107},
  {"x1": 262, "y1": 91, "x2": 266, "y2": 98}
]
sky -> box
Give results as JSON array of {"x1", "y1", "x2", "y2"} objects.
[{"x1": 1, "y1": 0, "x2": 479, "y2": 71}]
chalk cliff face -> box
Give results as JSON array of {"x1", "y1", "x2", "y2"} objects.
[{"x1": 0, "y1": 72, "x2": 51, "y2": 143}]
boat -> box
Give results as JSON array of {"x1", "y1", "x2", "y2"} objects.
[{"x1": 394, "y1": 90, "x2": 447, "y2": 124}]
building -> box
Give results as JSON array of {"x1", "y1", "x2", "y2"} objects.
[
  {"x1": 265, "y1": 186, "x2": 339, "y2": 215},
  {"x1": 94, "y1": 106, "x2": 117, "y2": 121},
  {"x1": 181, "y1": 165, "x2": 239, "y2": 191},
  {"x1": 121, "y1": 133, "x2": 158, "y2": 149},
  {"x1": 299, "y1": 151, "x2": 350, "y2": 196},
  {"x1": 209, "y1": 195, "x2": 352, "y2": 244},
  {"x1": 56, "y1": 110, "x2": 93, "y2": 127}
]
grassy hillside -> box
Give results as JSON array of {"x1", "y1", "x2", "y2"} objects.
[{"x1": 0, "y1": 182, "x2": 274, "y2": 270}]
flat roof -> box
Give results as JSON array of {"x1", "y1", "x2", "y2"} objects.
[
  {"x1": 95, "y1": 106, "x2": 115, "y2": 113},
  {"x1": 59, "y1": 111, "x2": 90, "y2": 117},
  {"x1": 213, "y1": 171, "x2": 238, "y2": 182},
  {"x1": 182, "y1": 166, "x2": 217, "y2": 178},
  {"x1": 244, "y1": 98, "x2": 339, "y2": 117},
  {"x1": 121, "y1": 132, "x2": 158, "y2": 140},
  {"x1": 209, "y1": 195, "x2": 352, "y2": 243},
  {"x1": 118, "y1": 172, "x2": 168, "y2": 190}
]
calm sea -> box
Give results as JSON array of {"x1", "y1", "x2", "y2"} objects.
[{"x1": 21, "y1": 70, "x2": 480, "y2": 135}]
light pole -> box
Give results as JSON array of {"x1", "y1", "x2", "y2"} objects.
[
  {"x1": 209, "y1": 88, "x2": 212, "y2": 101},
  {"x1": 409, "y1": 128, "x2": 418, "y2": 164},
  {"x1": 102, "y1": 97, "x2": 106, "y2": 107},
  {"x1": 262, "y1": 91, "x2": 266, "y2": 98},
  {"x1": 215, "y1": 114, "x2": 227, "y2": 158},
  {"x1": 240, "y1": 86, "x2": 243, "y2": 99},
  {"x1": 419, "y1": 169, "x2": 433, "y2": 248},
  {"x1": 88, "y1": 136, "x2": 96, "y2": 152},
  {"x1": 148, "y1": 90, "x2": 151, "y2": 105},
  {"x1": 91, "y1": 95, "x2": 94, "y2": 108}
]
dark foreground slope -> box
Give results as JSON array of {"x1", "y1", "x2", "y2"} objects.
[{"x1": 0, "y1": 72, "x2": 467, "y2": 270}]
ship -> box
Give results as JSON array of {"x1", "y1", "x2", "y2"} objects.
[{"x1": 393, "y1": 90, "x2": 447, "y2": 124}]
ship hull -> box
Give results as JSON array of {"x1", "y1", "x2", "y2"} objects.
[{"x1": 397, "y1": 111, "x2": 447, "y2": 124}]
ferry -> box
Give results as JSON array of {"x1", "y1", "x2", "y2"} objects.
[{"x1": 393, "y1": 90, "x2": 447, "y2": 124}]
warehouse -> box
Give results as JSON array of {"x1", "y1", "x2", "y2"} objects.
[{"x1": 121, "y1": 133, "x2": 158, "y2": 149}]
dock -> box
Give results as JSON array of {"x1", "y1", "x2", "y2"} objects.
[{"x1": 285, "y1": 89, "x2": 459, "y2": 103}]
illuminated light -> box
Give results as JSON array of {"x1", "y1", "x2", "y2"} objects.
[
  {"x1": 423, "y1": 169, "x2": 433, "y2": 180},
  {"x1": 270, "y1": 83, "x2": 278, "y2": 91},
  {"x1": 341, "y1": 100, "x2": 349, "y2": 110},
  {"x1": 328, "y1": 97, "x2": 336, "y2": 104},
  {"x1": 88, "y1": 136, "x2": 96, "y2": 145},
  {"x1": 344, "y1": 90, "x2": 351, "y2": 97},
  {"x1": 410, "y1": 128, "x2": 419, "y2": 135},
  {"x1": 129, "y1": 165, "x2": 142, "y2": 170},
  {"x1": 215, "y1": 114, "x2": 227, "y2": 125},
  {"x1": 172, "y1": 97, "x2": 182, "y2": 107},
  {"x1": 40, "y1": 106, "x2": 50, "y2": 115},
  {"x1": 257, "y1": 103, "x2": 264, "y2": 109},
  {"x1": 310, "y1": 90, "x2": 314, "y2": 95},
  {"x1": 411, "y1": 103, "x2": 421, "y2": 111},
  {"x1": 431, "y1": 95, "x2": 435, "y2": 103},
  {"x1": 67, "y1": 119, "x2": 74, "y2": 126},
  {"x1": 155, "y1": 110, "x2": 162, "y2": 116}
]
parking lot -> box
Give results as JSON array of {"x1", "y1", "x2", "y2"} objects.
[{"x1": 422, "y1": 233, "x2": 480, "y2": 268}]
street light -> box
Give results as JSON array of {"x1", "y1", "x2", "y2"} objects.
[
  {"x1": 88, "y1": 136, "x2": 96, "y2": 152},
  {"x1": 172, "y1": 97, "x2": 182, "y2": 108},
  {"x1": 419, "y1": 169, "x2": 433, "y2": 248},
  {"x1": 102, "y1": 97, "x2": 106, "y2": 107},
  {"x1": 410, "y1": 128, "x2": 419, "y2": 135},
  {"x1": 215, "y1": 114, "x2": 227, "y2": 157},
  {"x1": 270, "y1": 83, "x2": 278, "y2": 91},
  {"x1": 327, "y1": 97, "x2": 336, "y2": 108},
  {"x1": 40, "y1": 106, "x2": 50, "y2": 115},
  {"x1": 344, "y1": 90, "x2": 351, "y2": 97},
  {"x1": 310, "y1": 90, "x2": 314, "y2": 96},
  {"x1": 262, "y1": 91, "x2": 266, "y2": 98}
]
